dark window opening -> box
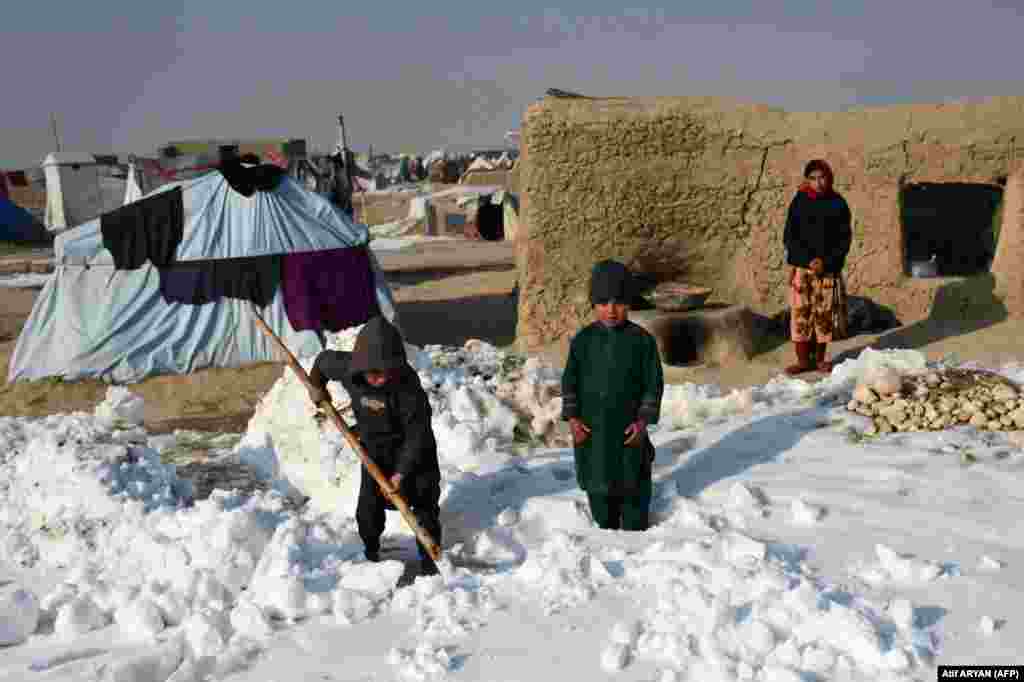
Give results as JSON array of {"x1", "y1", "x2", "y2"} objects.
[
  {"x1": 476, "y1": 201, "x2": 504, "y2": 241},
  {"x1": 901, "y1": 182, "x2": 1003, "y2": 277}
]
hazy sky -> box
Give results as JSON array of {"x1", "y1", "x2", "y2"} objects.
[{"x1": 2, "y1": 1, "x2": 1022, "y2": 167}]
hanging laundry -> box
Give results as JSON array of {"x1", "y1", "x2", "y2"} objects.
[
  {"x1": 101, "y1": 186, "x2": 184, "y2": 269},
  {"x1": 157, "y1": 254, "x2": 281, "y2": 308},
  {"x1": 281, "y1": 246, "x2": 380, "y2": 332},
  {"x1": 219, "y1": 159, "x2": 286, "y2": 197}
]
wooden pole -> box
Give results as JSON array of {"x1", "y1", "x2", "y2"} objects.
[
  {"x1": 250, "y1": 305, "x2": 442, "y2": 562},
  {"x1": 50, "y1": 113, "x2": 62, "y2": 152},
  {"x1": 338, "y1": 114, "x2": 355, "y2": 210}
]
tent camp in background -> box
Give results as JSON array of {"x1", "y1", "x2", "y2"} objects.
[
  {"x1": 9, "y1": 162, "x2": 397, "y2": 384},
  {"x1": 42, "y1": 153, "x2": 129, "y2": 233}
]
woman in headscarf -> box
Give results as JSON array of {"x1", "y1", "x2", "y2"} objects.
[{"x1": 782, "y1": 159, "x2": 853, "y2": 374}]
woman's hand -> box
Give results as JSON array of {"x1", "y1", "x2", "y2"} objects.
[{"x1": 569, "y1": 418, "x2": 591, "y2": 445}]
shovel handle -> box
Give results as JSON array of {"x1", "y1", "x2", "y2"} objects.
[{"x1": 250, "y1": 306, "x2": 442, "y2": 561}]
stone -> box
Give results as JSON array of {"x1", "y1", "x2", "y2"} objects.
[
  {"x1": 872, "y1": 369, "x2": 903, "y2": 397},
  {"x1": 853, "y1": 384, "x2": 879, "y2": 404},
  {"x1": 993, "y1": 385, "x2": 1018, "y2": 401}
]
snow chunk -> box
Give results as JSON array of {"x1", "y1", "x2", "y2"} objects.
[
  {"x1": 979, "y1": 615, "x2": 1001, "y2": 636},
  {"x1": 978, "y1": 555, "x2": 1005, "y2": 572},
  {"x1": 609, "y1": 619, "x2": 642, "y2": 645},
  {"x1": 94, "y1": 387, "x2": 146, "y2": 426},
  {"x1": 103, "y1": 638, "x2": 184, "y2": 682},
  {"x1": 230, "y1": 599, "x2": 274, "y2": 640},
  {"x1": 334, "y1": 590, "x2": 377, "y2": 626},
  {"x1": 0, "y1": 586, "x2": 40, "y2": 645},
  {"x1": 860, "y1": 544, "x2": 944, "y2": 584},
  {"x1": 55, "y1": 595, "x2": 108, "y2": 637},
  {"x1": 600, "y1": 642, "x2": 631, "y2": 672},
  {"x1": 389, "y1": 642, "x2": 455, "y2": 680},
  {"x1": 790, "y1": 498, "x2": 825, "y2": 525},
  {"x1": 888, "y1": 598, "x2": 915, "y2": 631},
  {"x1": 183, "y1": 609, "x2": 232, "y2": 659},
  {"x1": 339, "y1": 560, "x2": 405, "y2": 599},
  {"x1": 114, "y1": 597, "x2": 166, "y2": 640}
]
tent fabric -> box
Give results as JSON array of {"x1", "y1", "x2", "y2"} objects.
[
  {"x1": 58, "y1": 172, "x2": 376, "y2": 264},
  {"x1": 9, "y1": 170, "x2": 398, "y2": 384},
  {"x1": 43, "y1": 153, "x2": 127, "y2": 232},
  {"x1": 9, "y1": 266, "x2": 319, "y2": 384},
  {"x1": 123, "y1": 161, "x2": 145, "y2": 205}
]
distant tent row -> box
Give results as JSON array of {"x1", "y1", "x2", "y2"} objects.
[
  {"x1": 43, "y1": 153, "x2": 129, "y2": 232},
  {"x1": 10, "y1": 162, "x2": 398, "y2": 383},
  {"x1": 42, "y1": 147, "x2": 365, "y2": 235}
]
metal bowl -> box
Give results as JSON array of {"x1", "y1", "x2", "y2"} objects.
[
  {"x1": 910, "y1": 260, "x2": 938, "y2": 278},
  {"x1": 647, "y1": 283, "x2": 713, "y2": 312}
]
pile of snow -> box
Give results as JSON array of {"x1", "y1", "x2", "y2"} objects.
[
  {"x1": 0, "y1": 273, "x2": 50, "y2": 289},
  {"x1": 614, "y1": 532, "x2": 938, "y2": 679},
  {"x1": 242, "y1": 329, "x2": 567, "y2": 516},
  {"x1": 2, "y1": 346, "x2": 1023, "y2": 679},
  {"x1": 0, "y1": 390, "x2": 495, "y2": 676}
]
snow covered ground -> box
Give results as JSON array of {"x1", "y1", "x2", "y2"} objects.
[
  {"x1": 2, "y1": 335, "x2": 1023, "y2": 681},
  {"x1": 0, "y1": 273, "x2": 50, "y2": 289}
]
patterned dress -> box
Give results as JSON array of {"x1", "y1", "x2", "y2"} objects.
[{"x1": 789, "y1": 267, "x2": 848, "y2": 343}]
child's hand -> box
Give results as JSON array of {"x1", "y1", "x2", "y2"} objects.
[
  {"x1": 809, "y1": 258, "x2": 824, "y2": 275},
  {"x1": 387, "y1": 473, "x2": 403, "y2": 494},
  {"x1": 569, "y1": 418, "x2": 591, "y2": 445},
  {"x1": 623, "y1": 419, "x2": 647, "y2": 446}
]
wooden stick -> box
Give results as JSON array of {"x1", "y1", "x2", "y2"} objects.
[{"x1": 250, "y1": 306, "x2": 442, "y2": 561}]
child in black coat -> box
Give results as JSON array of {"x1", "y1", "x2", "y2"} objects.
[{"x1": 307, "y1": 317, "x2": 441, "y2": 575}]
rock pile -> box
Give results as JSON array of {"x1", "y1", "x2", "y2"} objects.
[{"x1": 846, "y1": 367, "x2": 1024, "y2": 435}]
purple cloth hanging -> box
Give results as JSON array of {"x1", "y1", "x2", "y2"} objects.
[{"x1": 281, "y1": 246, "x2": 380, "y2": 332}]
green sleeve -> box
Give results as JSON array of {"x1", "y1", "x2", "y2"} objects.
[
  {"x1": 561, "y1": 336, "x2": 582, "y2": 420},
  {"x1": 637, "y1": 335, "x2": 664, "y2": 424}
]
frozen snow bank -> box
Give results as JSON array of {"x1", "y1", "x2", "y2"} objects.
[
  {"x1": 0, "y1": 393, "x2": 449, "y2": 674},
  {"x1": 619, "y1": 532, "x2": 938, "y2": 679},
  {"x1": 0, "y1": 586, "x2": 40, "y2": 645},
  {"x1": 242, "y1": 329, "x2": 567, "y2": 515},
  {"x1": 0, "y1": 273, "x2": 50, "y2": 289}
]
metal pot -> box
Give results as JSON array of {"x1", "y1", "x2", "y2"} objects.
[{"x1": 910, "y1": 259, "x2": 938, "y2": 278}]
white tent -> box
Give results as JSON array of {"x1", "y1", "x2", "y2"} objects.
[
  {"x1": 43, "y1": 152, "x2": 127, "y2": 232},
  {"x1": 122, "y1": 160, "x2": 146, "y2": 205},
  {"x1": 10, "y1": 169, "x2": 397, "y2": 383}
]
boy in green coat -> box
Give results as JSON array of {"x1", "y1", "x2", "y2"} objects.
[{"x1": 561, "y1": 260, "x2": 665, "y2": 531}]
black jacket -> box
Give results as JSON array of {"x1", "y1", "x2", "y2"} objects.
[
  {"x1": 783, "y1": 191, "x2": 853, "y2": 275},
  {"x1": 309, "y1": 318, "x2": 440, "y2": 483}
]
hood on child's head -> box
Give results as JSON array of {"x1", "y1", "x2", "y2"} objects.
[
  {"x1": 589, "y1": 259, "x2": 634, "y2": 305},
  {"x1": 349, "y1": 316, "x2": 409, "y2": 385}
]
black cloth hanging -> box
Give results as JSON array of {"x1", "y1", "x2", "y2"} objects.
[
  {"x1": 157, "y1": 255, "x2": 281, "y2": 308},
  {"x1": 101, "y1": 186, "x2": 184, "y2": 270},
  {"x1": 219, "y1": 159, "x2": 286, "y2": 197}
]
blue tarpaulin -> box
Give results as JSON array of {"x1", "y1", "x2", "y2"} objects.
[{"x1": 9, "y1": 170, "x2": 397, "y2": 383}]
